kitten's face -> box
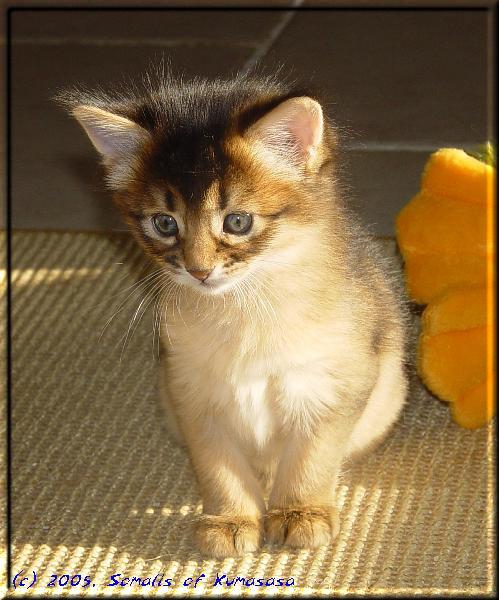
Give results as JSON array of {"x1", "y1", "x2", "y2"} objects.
[
  {"x1": 122, "y1": 139, "x2": 315, "y2": 296},
  {"x1": 69, "y1": 83, "x2": 330, "y2": 295}
]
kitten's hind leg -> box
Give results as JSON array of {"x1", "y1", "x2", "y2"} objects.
[{"x1": 346, "y1": 351, "x2": 407, "y2": 460}]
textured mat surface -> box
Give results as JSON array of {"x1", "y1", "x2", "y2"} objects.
[{"x1": 7, "y1": 231, "x2": 495, "y2": 596}]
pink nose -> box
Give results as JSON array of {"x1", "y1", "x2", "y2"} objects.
[{"x1": 187, "y1": 269, "x2": 212, "y2": 282}]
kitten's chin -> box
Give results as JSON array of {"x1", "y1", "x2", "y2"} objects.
[
  {"x1": 179, "y1": 275, "x2": 239, "y2": 296},
  {"x1": 199, "y1": 281, "x2": 234, "y2": 295}
]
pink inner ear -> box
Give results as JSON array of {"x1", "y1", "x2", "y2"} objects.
[
  {"x1": 249, "y1": 97, "x2": 323, "y2": 166},
  {"x1": 73, "y1": 105, "x2": 148, "y2": 160},
  {"x1": 289, "y1": 105, "x2": 321, "y2": 154},
  {"x1": 297, "y1": 100, "x2": 323, "y2": 150}
]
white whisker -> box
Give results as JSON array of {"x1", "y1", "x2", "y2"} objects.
[
  {"x1": 85, "y1": 259, "x2": 157, "y2": 313},
  {"x1": 118, "y1": 280, "x2": 165, "y2": 362},
  {"x1": 98, "y1": 269, "x2": 166, "y2": 343}
]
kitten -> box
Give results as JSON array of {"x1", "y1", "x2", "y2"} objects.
[{"x1": 61, "y1": 71, "x2": 408, "y2": 558}]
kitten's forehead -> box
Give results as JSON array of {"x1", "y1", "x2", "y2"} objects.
[{"x1": 149, "y1": 125, "x2": 230, "y2": 209}]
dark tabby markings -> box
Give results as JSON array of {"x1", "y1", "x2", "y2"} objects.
[
  {"x1": 165, "y1": 190, "x2": 175, "y2": 212},
  {"x1": 218, "y1": 183, "x2": 229, "y2": 211},
  {"x1": 267, "y1": 208, "x2": 289, "y2": 220},
  {"x1": 226, "y1": 226, "x2": 277, "y2": 263},
  {"x1": 165, "y1": 255, "x2": 180, "y2": 268}
]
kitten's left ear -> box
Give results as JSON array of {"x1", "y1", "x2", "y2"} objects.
[
  {"x1": 245, "y1": 96, "x2": 324, "y2": 171},
  {"x1": 72, "y1": 105, "x2": 150, "y2": 163}
]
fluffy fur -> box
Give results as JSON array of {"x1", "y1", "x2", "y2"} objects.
[{"x1": 61, "y1": 70, "x2": 408, "y2": 558}]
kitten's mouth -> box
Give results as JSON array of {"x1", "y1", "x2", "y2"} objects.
[
  {"x1": 197, "y1": 279, "x2": 227, "y2": 293},
  {"x1": 186, "y1": 276, "x2": 236, "y2": 296},
  {"x1": 176, "y1": 268, "x2": 242, "y2": 295}
]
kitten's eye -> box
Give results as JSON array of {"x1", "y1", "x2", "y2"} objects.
[
  {"x1": 152, "y1": 214, "x2": 178, "y2": 237},
  {"x1": 223, "y1": 213, "x2": 253, "y2": 235}
]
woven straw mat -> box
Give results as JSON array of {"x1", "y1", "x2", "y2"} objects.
[{"x1": 3, "y1": 231, "x2": 495, "y2": 596}]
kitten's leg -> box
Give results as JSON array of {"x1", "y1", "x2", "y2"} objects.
[
  {"x1": 178, "y1": 413, "x2": 266, "y2": 558},
  {"x1": 161, "y1": 358, "x2": 265, "y2": 557},
  {"x1": 265, "y1": 416, "x2": 357, "y2": 549},
  {"x1": 346, "y1": 351, "x2": 407, "y2": 459},
  {"x1": 158, "y1": 359, "x2": 185, "y2": 445}
]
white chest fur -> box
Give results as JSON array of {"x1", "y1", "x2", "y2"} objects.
[
  {"x1": 233, "y1": 376, "x2": 275, "y2": 447},
  {"x1": 164, "y1": 284, "x2": 352, "y2": 451}
]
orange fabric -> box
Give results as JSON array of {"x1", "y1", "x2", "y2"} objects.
[
  {"x1": 396, "y1": 147, "x2": 495, "y2": 429},
  {"x1": 418, "y1": 326, "x2": 487, "y2": 403},
  {"x1": 396, "y1": 191, "x2": 488, "y2": 254},
  {"x1": 421, "y1": 285, "x2": 487, "y2": 335},
  {"x1": 451, "y1": 379, "x2": 496, "y2": 430},
  {"x1": 403, "y1": 254, "x2": 489, "y2": 305},
  {"x1": 421, "y1": 148, "x2": 495, "y2": 206}
]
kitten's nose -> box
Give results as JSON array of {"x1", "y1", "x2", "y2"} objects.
[{"x1": 187, "y1": 268, "x2": 212, "y2": 282}]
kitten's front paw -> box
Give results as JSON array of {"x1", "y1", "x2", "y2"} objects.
[
  {"x1": 264, "y1": 506, "x2": 339, "y2": 549},
  {"x1": 194, "y1": 515, "x2": 262, "y2": 558}
]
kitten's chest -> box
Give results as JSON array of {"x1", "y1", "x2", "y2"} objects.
[
  {"x1": 164, "y1": 304, "x2": 336, "y2": 445},
  {"x1": 231, "y1": 373, "x2": 277, "y2": 448},
  {"x1": 170, "y1": 324, "x2": 281, "y2": 446}
]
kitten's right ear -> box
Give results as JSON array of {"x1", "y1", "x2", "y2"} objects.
[{"x1": 72, "y1": 105, "x2": 149, "y2": 162}]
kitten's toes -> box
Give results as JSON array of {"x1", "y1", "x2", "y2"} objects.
[
  {"x1": 194, "y1": 515, "x2": 262, "y2": 558},
  {"x1": 265, "y1": 506, "x2": 339, "y2": 549}
]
